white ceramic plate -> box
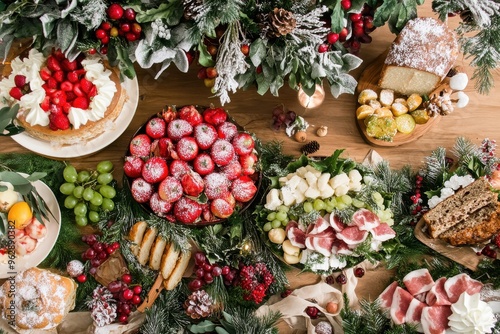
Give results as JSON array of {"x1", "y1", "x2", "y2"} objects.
[
  {"x1": 11, "y1": 77, "x2": 139, "y2": 158},
  {"x1": 0, "y1": 177, "x2": 61, "y2": 278}
]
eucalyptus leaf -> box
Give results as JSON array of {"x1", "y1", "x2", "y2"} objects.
[
  {"x1": 173, "y1": 48, "x2": 189, "y2": 73},
  {"x1": 215, "y1": 328, "x2": 231, "y2": 334},
  {"x1": 189, "y1": 320, "x2": 216, "y2": 333},
  {"x1": 249, "y1": 38, "x2": 266, "y2": 67},
  {"x1": 256, "y1": 74, "x2": 271, "y2": 95},
  {"x1": 26, "y1": 172, "x2": 47, "y2": 182},
  {"x1": 197, "y1": 42, "x2": 215, "y2": 67},
  {"x1": 0, "y1": 171, "x2": 31, "y2": 186},
  {"x1": 330, "y1": 1, "x2": 344, "y2": 32}
]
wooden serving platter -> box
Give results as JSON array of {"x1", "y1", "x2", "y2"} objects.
[
  {"x1": 414, "y1": 218, "x2": 481, "y2": 271},
  {"x1": 355, "y1": 51, "x2": 441, "y2": 147}
]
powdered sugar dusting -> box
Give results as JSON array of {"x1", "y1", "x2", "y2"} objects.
[
  {"x1": 131, "y1": 178, "x2": 154, "y2": 203},
  {"x1": 167, "y1": 119, "x2": 193, "y2": 140},
  {"x1": 385, "y1": 17, "x2": 458, "y2": 78},
  {"x1": 231, "y1": 177, "x2": 257, "y2": 202},
  {"x1": 211, "y1": 139, "x2": 235, "y2": 166},
  {"x1": 204, "y1": 172, "x2": 230, "y2": 199},
  {"x1": 194, "y1": 123, "x2": 217, "y2": 149},
  {"x1": 174, "y1": 196, "x2": 202, "y2": 223}
]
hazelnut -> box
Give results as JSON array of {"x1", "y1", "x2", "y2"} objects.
[
  {"x1": 325, "y1": 301, "x2": 339, "y2": 314},
  {"x1": 316, "y1": 126, "x2": 328, "y2": 137},
  {"x1": 294, "y1": 130, "x2": 307, "y2": 142}
]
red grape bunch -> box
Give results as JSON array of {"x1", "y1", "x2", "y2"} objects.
[
  {"x1": 106, "y1": 273, "x2": 143, "y2": 324},
  {"x1": 188, "y1": 251, "x2": 238, "y2": 291},
  {"x1": 271, "y1": 104, "x2": 296, "y2": 132},
  {"x1": 81, "y1": 234, "x2": 120, "y2": 276}
]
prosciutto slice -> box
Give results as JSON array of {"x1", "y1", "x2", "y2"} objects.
[
  {"x1": 377, "y1": 281, "x2": 399, "y2": 311},
  {"x1": 304, "y1": 226, "x2": 336, "y2": 257},
  {"x1": 420, "y1": 305, "x2": 452, "y2": 334},
  {"x1": 329, "y1": 213, "x2": 345, "y2": 232},
  {"x1": 307, "y1": 216, "x2": 330, "y2": 234},
  {"x1": 406, "y1": 297, "x2": 426, "y2": 329},
  {"x1": 336, "y1": 226, "x2": 368, "y2": 245},
  {"x1": 286, "y1": 221, "x2": 306, "y2": 248},
  {"x1": 389, "y1": 287, "x2": 414, "y2": 325},
  {"x1": 352, "y1": 208, "x2": 380, "y2": 231},
  {"x1": 403, "y1": 268, "x2": 435, "y2": 296},
  {"x1": 332, "y1": 239, "x2": 352, "y2": 255},
  {"x1": 370, "y1": 223, "x2": 396, "y2": 241},
  {"x1": 444, "y1": 273, "x2": 483, "y2": 303},
  {"x1": 425, "y1": 277, "x2": 451, "y2": 306}
]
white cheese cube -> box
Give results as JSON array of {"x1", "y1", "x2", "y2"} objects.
[
  {"x1": 286, "y1": 175, "x2": 302, "y2": 191},
  {"x1": 278, "y1": 177, "x2": 288, "y2": 186},
  {"x1": 294, "y1": 191, "x2": 306, "y2": 204},
  {"x1": 304, "y1": 171, "x2": 318, "y2": 188},
  {"x1": 264, "y1": 188, "x2": 282, "y2": 211},
  {"x1": 348, "y1": 169, "x2": 362, "y2": 183},
  {"x1": 296, "y1": 179, "x2": 309, "y2": 194},
  {"x1": 281, "y1": 186, "x2": 296, "y2": 206},
  {"x1": 295, "y1": 167, "x2": 308, "y2": 177},
  {"x1": 304, "y1": 185, "x2": 320, "y2": 199},
  {"x1": 334, "y1": 184, "x2": 349, "y2": 196},
  {"x1": 305, "y1": 165, "x2": 322, "y2": 177},
  {"x1": 320, "y1": 184, "x2": 335, "y2": 199},
  {"x1": 349, "y1": 181, "x2": 362, "y2": 192},
  {"x1": 329, "y1": 173, "x2": 350, "y2": 189},
  {"x1": 317, "y1": 173, "x2": 331, "y2": 191}
]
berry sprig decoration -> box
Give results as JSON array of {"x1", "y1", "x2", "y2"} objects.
[{"x1": 59, "y1": 161, "x2": 117, "y2": 226}]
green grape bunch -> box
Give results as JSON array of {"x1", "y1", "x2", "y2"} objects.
[{"x1": 59, "y1": 161, "x2": 117, "y2": 226}]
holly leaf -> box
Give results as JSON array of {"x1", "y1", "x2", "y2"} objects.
[
  {"x1": 373, "y1": 0, "x2": 397, "y2": 27},
  {"x1": 249, "y1": 38, "x2": 266, "y2": 67}
]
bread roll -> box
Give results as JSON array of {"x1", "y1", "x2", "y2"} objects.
[
  {"x1": 149, "y1": 236, "x2": 167, "y2": 270},
  {"x1": 138, "y1": 227, "x2": 157, "y2": 266},
  {"x1": 128, "y1": 221, "x2": 148, "y2": 256},
  {"x1": 164, "y1": 249, "x2": 192, "y2": 290},
  {"x1": 160, "y1": 244, "x2": 180, "y2": 280}
]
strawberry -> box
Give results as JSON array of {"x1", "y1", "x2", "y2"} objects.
[
  {"x1": 80, "y1": 78, "x2": 93, "y2": 94},
  {"x1": 210, "y1": 198, "x2": 234, "y2": 219},
  {"x1": 145, "y1": 117, "x2": 166, "y2": 139},
  {"x1": 50, "y1": 90, "x2": 67, "y2": 106},
  {"x1": 62, "y1": 58, "x2": 77, "y2": 71},
  {"x1": 62, "y1": 102, "x2": 72, "y2": 113},
  {"x1": 129, "y1": 134, "x2": 152, "y2": 157},
  {"x1": 124, "y1": 156, "x2": 145, "y2": 178},
  {"x1": 203, "y1": 106, "x2": 227, "y2": 126},
  {"x1": 178, "y1": 105, "x2": 203, "y2": 126},
  {"x1": 149, "y1": 192, "x2": 172, "y2": 218},
  {"x1": 46, "y1": 55, "x2": 62, "y2": 72},
  {"x1": 174, "y1": 196, "x2": 202, "y2": 224},
  {"x1": 42, "y1": 84, "x2": 57, "y2": 96},
  {"x1": 53, "y1": 49, "x2": 65, "y2": 60},
  {"x1": 73, "y1": 83, "x2": 85, "y2": 97},
  {"x1": 71, "y1": 96, "x2": 88, "y2": 109},
  {"x1": 14, "y1": 74, "x2": 26, "y2": 88},
  {"x1": 161, "y1": 105, "x2": 177, "y2": 123},
  {"x1": 88, "y1": 85, "x2": 98, "y2": 98},
  {"x1": 203, "y1": 173, "x2": 230, "y2": 200},
  {"x1": 47, "y1": 77, "x2": 58, "y2": 89},
  {"x1": 158, "y1": 176, "x2": 183, "y2": 202},
  {"x1": 39, "y1": 68, "x2": 52, "y2": 81},
  {"x1": 231, "y1": 175, "x2": 257, "y2": 202},
  {"x1": 142, "y1": 156, "x2": 168, "y2": 184},
  {"x1": 194, "y1": 123, "x2": 217, "y2": 150},
  {"x1": 49, "y1": 112, "x2": 70, "y2": 130},
  {"x1": 167, "y1": 119, "x2": 193, "y2": 141},
  {"x1": 9, "y1": 87, "x2": 23, "y2": 100},
  {"x1": 193, "y1": 153, "x2": 215, "y2": 176},
  {"x1": 239, "y1": 153, "x2": 258, "y2": 175},
  {"x1": 181, "y1": 171, "x2": 204, "y2": 197},
  {"x1": 65, "y1": 91, "x2": 76, "y2": 102},
  {"x1": 39, "y1": 96, "x2": 50, "y2": 111},
  {"x1": 60, "y1": 81, "x2": 73, "y2": 92},
  {"x1": 210, "y1": 139, "x2": 235, "y2": 166},
  {"x1": 53, "y1": 70, "x2": 65, "y2": 83},
  {"x1": 221, "y1": 160, "x2": 242, "y2": 180},
  {"x1": 169, "y1": 160, "x2": 191, "y2": 179},
  {"x1": 232, "y1": 132, "x2": 255, "y2": 156},
  {"x1": 176, "y1": 137, "x2": 199, "y2": 161},
  {"x1": 217, "y1": 121, "x2": 238, "y2": 141},
  {"x1": 130, "y1": 177, "x2": 154, "y2": 203},
  {"x1": 66, "y1": 71, "x2": 80, "y2": 83}
]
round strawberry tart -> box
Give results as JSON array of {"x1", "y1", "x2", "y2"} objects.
[
  {"x1": 125, "y1": 105, "x2": 260, "y2": 225},
  {"x1": 0, "y1": 48, "x2": 127, "y2": 145}
]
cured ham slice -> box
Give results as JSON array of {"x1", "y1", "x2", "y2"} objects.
[
  {"x1": 332, "y1": 239, "x2": 352, "y2": 255},
  {"x1": 329, "y1": 213, "x2": 345, "y2": 232},
  {"x1": 425, "y1": 277, "x2": 451, "y2": 306},
  {"x1": 420, "y1": 306, "x2": 452, "y2": 334},
  {"x1": 307, "y1": 216, "x2": 330, "y2": 234},
  {"x1": 377, "y1": 281, "x2": 399, "y2": 310},
  {"x1": 286, "y1": 221, "x2": 306, "y2": 248},
  {"x1": 406, "y1": 297, "x2": 426, "y2": 330},
  {"x1": 390, "y1": 287, "x2": 414, "y2": 325},
  {"x1": 336, "y1": 226, "x2": 368, "y2": 245},
  {"x1": 444, "y1": 273, "x2": 483, "y2": 303},
  {"x1": 403, "y1": 268, "x2": 435, "y2": 296},
  {"x1": 352, "y1": 208, "x2": 380, "y2": 231},
  {"x1": 304, "y1": 227, "x2": 335, "y2": 257},
  {"x1": 370, "y1": 223, "x2": 396, "y2": 241}
]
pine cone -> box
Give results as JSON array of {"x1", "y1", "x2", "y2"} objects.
[
  {"x1": 459, "y1": 9, "x2": 474, "y2": 24},
  {"x1": 267, "y1": 8, "x2": 296, "y2": 37},
  {"x1": 182, "y1": 0, "x2": 203, "y2": 20},
  {"x1": 301, "y1": 141, "x2": 320, "y2": 155},
  {"x1": 184, "y1": 290, "x2": 213, "y2": 319},
  {"x1": 88, "y1": 286, "x2": 117, "y2": 327}
]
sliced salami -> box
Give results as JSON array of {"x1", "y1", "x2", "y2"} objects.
[
  {"x1": 370, "y1": 223, "x2": 396, "y2": 241},
  {"x1": 420, "y1": 305, "x2": 452, "y2": 334},
  {"x1": 389, "y1": 287, "x2": 414, "y2": 325},
  {"x1": 444, "y1": 273, "x2": 483, "y2": 303},
  {"x1": 336, "y1": 226, "x2": 368, "y2": 245},
  {"x1": 377, "y1": 281, "x2": 399, "y2": 311},
  {"x1": 352, "y1": 208, "x2": 380, "y2": 231},
  {"x1": 403, "y1": 268, "x2": 435, "y2": 296},
  {"x1": 425, "y1": 277, "x2": 451, "y2": 306}
]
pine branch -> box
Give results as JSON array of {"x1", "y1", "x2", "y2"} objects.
[
  {"x1": 222, "y1": 305, "x2": 281, "y2": 334},
  {"x1": 470, "y1": 258, "x2": 500, "y2": 289}
]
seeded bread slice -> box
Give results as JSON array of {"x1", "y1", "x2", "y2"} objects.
[{"x1": 423, "y1": 178, "x2": 497, "y2": 238}]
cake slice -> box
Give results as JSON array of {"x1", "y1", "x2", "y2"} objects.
[
  {"x1": 423, "y1": 178, "x2": 497, "y2": 238},
  {"x1": 378, "y1": 17, "x2": 459, "y2": 96},
  {"x1": 439, "y1": 203, "x2": 500, "y2": 246}
]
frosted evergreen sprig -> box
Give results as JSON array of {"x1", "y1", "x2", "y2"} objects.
[{"x1": 288, "y1": 5, "x2": 330, "y2": 46}]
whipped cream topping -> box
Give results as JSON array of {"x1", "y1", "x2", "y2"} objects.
[
  {"x1": 0, "y1": 50, "x2": 117, "y2": 129},
  {"x1": 448, "y1": 292, "x2": 496, "y2": 334}
]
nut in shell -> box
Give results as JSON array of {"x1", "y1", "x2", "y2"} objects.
[
  {"x1": 294, "y1": 130, "x2": 307, "y2": 142},
  {"x1": 316, "y1": 126, "x2": 328, "y2": 137}
]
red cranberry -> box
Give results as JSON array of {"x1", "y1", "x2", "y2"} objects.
[
  {"x1": 124, "y1": 8, "x2": 136, "y2": 21},
  {"x1": 340, "y1": 0, "x2": 351, "y2": 10},
  {"x1": 354, "y1": 267, "x2": 365, "y2": 278},
  {"x1": 318, "y1": 44, "x2": 329, "y2": 53},
  {"x1": 107, "y1": 3, "x2": 124, "y2": 20},
  {"x1": 118, "y1": 314, "x2": 128, "y2": 323},
  {"x1": 121, "y1": 289, "x2": 134, "y2": 300},
  {"x1": 280, "y1": 289, "x2": 292, "y2": 298},
  {"x1": 325, "y1": 275, "x2": 335, "y2": 285},
  {"x1": 212, "y1": 266, "x2": 223, "y2": 277},
  {"x1": 194, "y1": 252, "x2": 207, "y2": 266},
  {"x1": 131, "y1": 295, "x2": 141, "y2": 305},
  {"x1": 133, "y1": 285, "x2": 142, "y2": 295},
  {"x1": 221, "y1": 265, "x2": 230, "y2": 276},
  {"x1": 326, "y1": 32, "x2": 339, "y2": 44},
  {"x1": 121, "y1": 273, "x2": 132, "y2": 284},
  {"x1": 84, "y1": 248, "x2": 96, "y2": 259},
  {"x1": 189, "y1": 279, "x2": 203, "y2": 291},
  {"x1": 108, "y1": 281, "x2": 122, "y2": 293},
  {"x1": 76, "y1": 274, "x2": 87, "y2": 283},
  {"x1": 349, "y1": 13, "x2": 362, "y2": 22}
]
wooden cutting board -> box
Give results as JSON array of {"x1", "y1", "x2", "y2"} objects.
[{"x1": 355, "y1": 51, "x2": 441, "y2": 147}]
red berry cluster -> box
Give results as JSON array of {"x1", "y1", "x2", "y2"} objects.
[
  {"x1": 480, "y1": 245, "x2": 497, "y2": 259},
  {"x1": 94, "y1": 4, "x2": 142, "y2": 54},
  {"x1": 271, "y1": 104, "x2": 296, "y2": 132},
  {"x1": 107, "y1": 273, "x2": 143, "y2": 324},
  {"x1": 319, "y1": 3, "x2": 377, "y2": 55},
  {"x1": 81, "y1": 234, "x2": 120, "y2": 276},
  {"x1": 238, "y1": 262, "x2": 274, "y2": 304},
  {"x1": 409, "y1": 174, "x2": 427, "y2": 225},
  {"x1": 8, "y1": 74, "x2": 29, "y2": 100},
  {"x1": 125, "y1": 105, "x2": 259, "y2": 224},
  {"x1": 188, "y1": 252, "x2": 237, "y2": 291},
  {"x1": 195, "y1": 26, "x2": 227, "y2": 89}
]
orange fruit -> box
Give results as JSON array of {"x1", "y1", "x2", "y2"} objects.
[{"x1": 8, "y1": 201, "x2": 33, "y2": 229}]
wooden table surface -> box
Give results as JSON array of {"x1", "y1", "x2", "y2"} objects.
[{"x1": 1, "y1": 2, "x2": 499, "y2": 331}]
